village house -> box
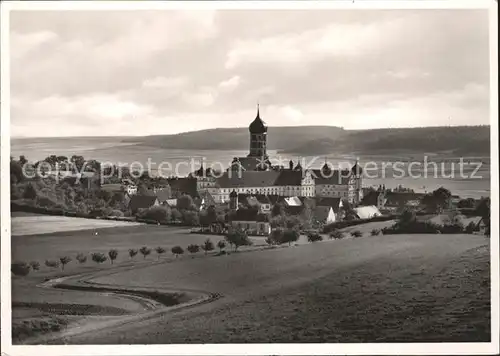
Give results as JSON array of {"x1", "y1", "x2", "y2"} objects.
[
  {"x1": 128, "y1": 195, "x2": 159, "y2": 214},
  {"x1": 315, "y1": 197, "x2": 344, "y2": 223},
  {"x1": 228, "y1": 190, "x2": 271, "y2": 236},
  {"x1": 361, "y1": 187, "x2": 426, "y2": 214}
]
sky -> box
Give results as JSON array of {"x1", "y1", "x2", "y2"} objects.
[{"x1": 9, "y1": 8, "x2": 491, "y2": 137}]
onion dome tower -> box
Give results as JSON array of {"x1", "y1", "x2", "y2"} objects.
[
  {"x1": 248, "y1": 104, "x2": 268, "y2": 159},
  {"x1": 229, "y1": 189, "x2": 239, "y2": 211}
]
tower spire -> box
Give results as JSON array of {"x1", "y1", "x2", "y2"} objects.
[{"x1": 256, "y1": 102, "x2": 260, "y2": 118}]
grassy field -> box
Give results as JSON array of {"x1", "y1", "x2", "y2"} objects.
[
  {"x1": 11, "y1": 215, "x2": 490, "y2": 344},
  {"x1": 11, "y1": 214, "x2": 142, "y2": 236},
  {"x1": 12, "y1": 223, "x2": 235, "y2": 264},
  {"x1": 40, "y1": 233, "x2": 490, "y2": 344}
]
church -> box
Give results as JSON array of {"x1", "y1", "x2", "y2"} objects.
[
  {"x1": 228, "y1": 104, "x2": 272, "y2": 173},
  {"x1": 193, "y1": 105, "x2": 363, "y2": 205}
]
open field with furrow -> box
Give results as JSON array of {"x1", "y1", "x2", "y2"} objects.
[{"x1": 12, "y1": 230, "x2": 487, "y2": 344}]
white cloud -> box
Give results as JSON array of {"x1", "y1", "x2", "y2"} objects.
[
  {"x1": 225, "y1": 18, "x2": 409, "y2": 69},
  {"x1": 182, "y1": 87, "x2": 218, "y2": 107},
  {"x1": 9, "y1": 10, "x2": 489, "y2": 136},
  {"x1": 142, "y1": 76, "x2": 189, "y2": 89},
  {"x1": 10, "y1": 30, "x2": 58, "y2": 59},
  {"x1": 218, "y1": 75, "x2": 241, "y2": 91}
]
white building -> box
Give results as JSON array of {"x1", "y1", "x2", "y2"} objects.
[{"x1": 213, "y1": 169, "x2": 315, "y2": 204}]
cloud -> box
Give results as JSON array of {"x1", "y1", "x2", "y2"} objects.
[
  {"x1": 9, "y1": 9, "x2": 490, "y2": 137},
  {"x1": 224, "y1": 17, "x2": 409, "y2": 69},
  {"x1": 218, "y1": 75, "x2": 241, "y2": 91}
]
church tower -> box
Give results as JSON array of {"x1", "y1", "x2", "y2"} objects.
[
  {"x1": 248, "y1": 104, "x2": 268, "y2": 159},
  {"x1": 229, "y1": 189, "x2": 239, "y2": 211}
]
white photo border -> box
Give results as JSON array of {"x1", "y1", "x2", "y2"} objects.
[{"x1": 1, "y1": 1, "x2": 498, "y2": 355}]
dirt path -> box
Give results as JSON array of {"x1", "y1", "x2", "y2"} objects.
[{"x1": 22, "y1": 233, "x2": 489, "y2": 344}]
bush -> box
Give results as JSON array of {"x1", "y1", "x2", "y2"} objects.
[
  {"x1": 282, "y1": 229, "x2": 300, "y2": 246},
  {"x1": 371, "y1": 229, "x2": 381, "y2": 236},
  {"x1": 201, "y1": 239, "x2": 214, "y2": 255},
  {"x1": 329, "y1": 229, "x2": 344, "y2": 240},
  {"x1": 91, "y1": 252, "x2": 107, "y2": 264},
  {"x1": 216, "y1": 240, "x2": 226, "y2": 252},
  {"x1": 108, "y1": 210, "x2": 124, "y2": 217},
  {"x1": 351, "y1": 230, "x2": 363, "y2": 238},
  {"x1": 76, "y1": 253, "x2": 87, "y2": 264},
  {"x1": 45, "y1": 260, "x2": 60, "y2": 269},
  {"x1": 465, "y1": 221, "x2": 478, "y2": 234},
  {"x1": 225, "y1": 229, "x2": 253, "y2": 251},
  {"x1": 59, "y1": 256, "x2": 72, "y2": 270},
  {"x1": 155, "y1": 246, "x2": 166, "y2": 259},
  {"x1": 187, "y1": 244, "x2": 200, "y2": 255},
  {"x1": 439, "y1": 222, "x2": 464, "y2": 234},
  {"x1": 307, "y1": 232, "x2": 323, "y2": 243},
  {"x1": 128, "y1": 249, "x2": 138, "y2": 259},
  {"x1": 171, "y1": 246, "x2": 184, "y2": 258},
  {"x1": 138, "y1": 206, "x2": 170, "y2": 222},
  {"x1": 323, "y1": 214, "x2": 396, "y2": 233},
  {"x1": 267, "y1": 229, "x2": 284, "y2": 245},
  {"x1": 139, "y1": 246, "x2": 151, "y2": 259},
  {"x1": 29, "y1": 261, "x2": 41, "y2": 271},
  {"x1": 108, "y1": 249, "x2": 118, "y2": 264},
  {"x1": 12, "y1": 262, "x2": 30, "y2": 276},
  {"x1": 382, "y1": 220, "x2": 441, "y2": 235}
]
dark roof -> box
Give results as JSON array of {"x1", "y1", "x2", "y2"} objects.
[
  {"x1": 237, "y1": 194, "x2": 272, "y2": 206},
  {"x1": 311, "y1": 169, "x2": 351, "y2": 185},
  {"x1": 129, "y1": 195, "x2": 158, "y2": 211},
  {"x1": 217, "y1": 171, "x2": 281, "y2": 188},
  {"x1": 273, "y1": 170, "x2": 304, "y2": 186},
  {"x1": 360, "y1": 190, "x2": 382, "y2": 206},
  {"x1": 166, "y1": 177, "x2": 198, "y2": 198},
  {"x1": 315, "y1": 197, "x2": 342, "y2": 212},
  {"x1": 231, "y1": 207, "x2": 269, "y2": 222},
  {"x1": 249, "y1": 105, "x2": 267, "y2": 134}
]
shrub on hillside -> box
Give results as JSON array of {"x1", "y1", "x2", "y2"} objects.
[
  {"x1": 108, "y1": 210, "x2": 124, "y2": 217},
  {"x1": 171, "y1": 246, "x2": 184, "y2": 258},
  {"x1": 329, "y1": 229, "x2": 344, "y2": 240},
  {"x1": 370, "y1": 229, "x2": 381, "y2": 236},
  {"x1": 282, "y1": 229, "x2": 300, "y2": 246},
  {"x1": 59, "y1": 256, "x2": 72, "y2": 270},
  {"x1": 465, "y1": 221, "x2": 478, "y2": 234},
  {"x1": 307, "y1": 232, "x2": 323, "y2": 243},
  {"x1": 91, "y1": 252, "x2": 107, "y2": 264},
  {"x1": 351, "y1": 230, "x2": 363, "y2": 238},
  {"x1": 45, "y1": 260, "x2": 60, "y2": 269},
  {"x1": 187, "y1": 244, "x2": 200, "y2": 255},
  {"x1": 12, "y1": 262, "x2": 31, "y2": 276},
  {"x1": 155, "y1": 246, "x2": 166, "y2": 259},
  {"x1": 225, "y1": 229, "x2": 253, "y2": 251},
  {"x1": 267, "y1": 229, "x2": 284, "y2": 245},
  {"x1": 138, "y1": 206, "x2": 170, "y2": 222},
  {"x1": 382, "y1": 220, "x2": 441, "y2": 235},
  {"x1": 29, "y1": 261, "x2": 41, "y2": 271},
  {"x1": 128, "y1": 249, "x2": 138, "y2": 259},
  {"x1": 201, "y1": 239, "x2": 214, "y2": 255},
  {"x1": 76, "y1": 253, "x2": 87, "y2": 264},
  {"x1": 322, "y1": 214, "x2": 396, "y2": 233},
  {"x1": 139, "y1": 246, "x2": 152, "y2": 259},
  {"x1": 108, "y1": 249, "x2": 118, "y2": 264},
  {"x1": 438, "y1": 222, "x2": 464, "y2": 234},
  {"x1": 216, "y1": 240, "x2": 226, "y2": 252}
]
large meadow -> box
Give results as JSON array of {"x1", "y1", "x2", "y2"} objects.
[{"x1": 11, "y1": 214, "x2": 490, "y2": 344}]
